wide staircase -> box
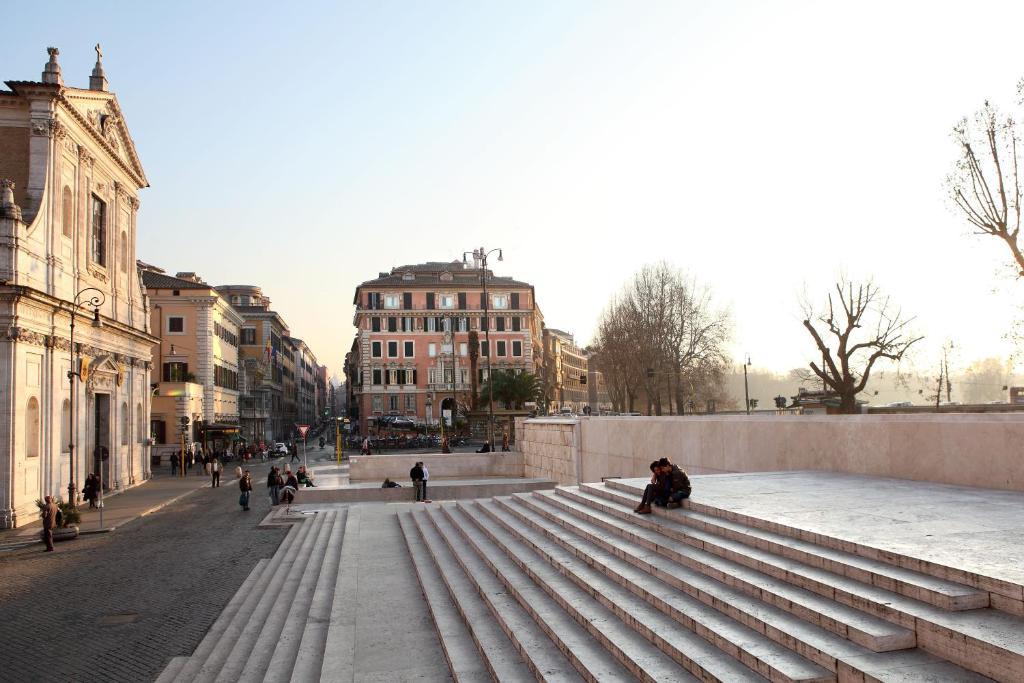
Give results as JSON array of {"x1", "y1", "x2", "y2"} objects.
[
  {"x1": 156, "y1": 508, "x2": 349, "y2": 683},
  {"x1": 400, "y1": 481, "x2": 1024, "y2": 682}
]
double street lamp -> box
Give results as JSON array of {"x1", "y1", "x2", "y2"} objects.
[
  {"x1": 463, "y1": 246, "x2": 502, "y2": 449},
  {"x1": 66, "y1": 287, "x2": 105, "y2": 505}
]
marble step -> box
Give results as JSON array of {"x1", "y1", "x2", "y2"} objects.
[
  {"x1": 556, "y1": 487, "x2": 914, "y2": 653},
  {"x1": 428, "y1": 503, "x2": 636, "y2": 681},
  {"x1": 155, "y1": 657, "x2": 189, "y2": 683},
  {"x1": 202, "y1": 511, "x2": 328, "y2": 683},
  {"x1": 288, "y1": 510, "x2": 349, "y2": 683},
  {"x1": 402, "y1": 509, "x2": 535, "y2": 682},
  {"x1": 601, "y1": 478, "x2": 1020, "y2": 613},
  {"x1": 512, "y1": 492, "x2": 995, "y2": 682},
  {"x1": 585, "y1": 482, "x2": 986, "y2": 612},
  {"x1": 263, "y1": 509, "x2": 344, "y2": 683},
  {"x1": 447, "y1": 501, "x2": 711, "y2": 683},
  {"x1": 174, "y1": 515, "x2": 318, "y2": 683},
  {"x1": 477, "y1": 497, "x2": 829, "y2": 683},
  {"x1": 537, "y1": 489, "x2": 1024, "y2": 683}
]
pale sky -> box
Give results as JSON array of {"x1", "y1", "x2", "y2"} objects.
[{"x1": 6, "y1": 1, "x2": 1024, "y2": 377}]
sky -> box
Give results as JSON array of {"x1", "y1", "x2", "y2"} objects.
[{"x1": 6, "y1": 1, "x2": 1024, "y2": 379}]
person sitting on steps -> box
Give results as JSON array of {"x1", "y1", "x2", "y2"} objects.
[
  {"x1": 634, "y1": 460, "x2": 664, "y2": 515},
  {"x1": 655, "y1": 457, "x2": 691, "y2": 509}
]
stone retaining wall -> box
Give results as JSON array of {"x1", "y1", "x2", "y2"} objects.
[
  {"x1": 518, "y1": 414, "x2": 1024, "y2": 491},
  {"x1": 349, "y1": 451, "x2": 524, "y2": 482}
]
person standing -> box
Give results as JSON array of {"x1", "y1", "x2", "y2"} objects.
[
  {"x1": 239, "y1": 470, "x2": 252, "y2": 511},
  {"x1": 170, "y1": 451, "x2": 179, "y2": 477},
  {"x1": 211, "y1": 457, "x2": 222, "y2": 488},
  {"x1": 421, "y1": 461, "x2": 430, "y2": 502},
  {"x1": 501, "y1": 432, "x2": 510, "y2": 452},
  {"x1": 40, "y1": 495, "x2": 58, "y2": 552},
  {"x1": 82, "y1": 473, "x2": 98, "y2": 509},
  {"x1": 267, "y1": 466, "x2": 281, "y2": 506},
  {"x1": 410, "y1": 461, "x2": 424, "y2": 502}
]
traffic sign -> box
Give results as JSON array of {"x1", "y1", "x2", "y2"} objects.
[{"x1": 296, "y1": 424, "x2": 310, "y2": 439}]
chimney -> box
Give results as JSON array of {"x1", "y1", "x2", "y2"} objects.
[
  {"x1": 89, "y1": 43, "x2": 108, "y2": 92},
  {"x1": 174, "y1": 272, "x2": 204, "y2": 283},
  {"x1": 41, "y1": 47, "x2": 63, "y2": 86}
]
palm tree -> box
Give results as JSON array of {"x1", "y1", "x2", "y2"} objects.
[{"x1": 479, "y1": 371, "x2": 541, "y2": 410}]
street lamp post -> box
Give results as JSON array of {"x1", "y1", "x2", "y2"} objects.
[
  {"x1": 447, "y1": 313, "x2": 458, "y2": 438},
  {"x1": 743, "y1": 354, "x2": 752, "y2": 415},
  {"x1": 463, "y1": 246, "x2": 502, "y2": 449},
  {"x1": 66, "y1": 287, "x2": 106, "y2": 506}
]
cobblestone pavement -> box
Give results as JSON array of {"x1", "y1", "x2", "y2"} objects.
[{"x1": 0, "y1": 476, "x2": 287, "y2": 683}]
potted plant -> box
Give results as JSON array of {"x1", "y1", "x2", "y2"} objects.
[{"x1": 35, "y1": 498, "x2": 81, "y2": 541}]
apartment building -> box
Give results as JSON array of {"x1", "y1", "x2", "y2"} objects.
[
  {"x1": 543, "y1": 328, "x2": 589, "y2": 414},
  {"x1": 345, "y1": 260, "x2": 543, "y2": 435},
  {"x1": 142, "y1": 268, "x2": 242, "y2": 451}
]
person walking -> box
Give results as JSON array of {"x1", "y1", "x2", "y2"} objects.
[
  {"x1": 239, "y1": 470, "x2": 252, "y2": 511},
  {"x1": 170, "y1": 451, "x2": 179, "y2": 477},
  {"x1": 82, "y1": 473, "x2": 98, "y2": 509},
  {"x1": 40, "y1": 495, "x2": 58, "y2": 552},
  {"x1": 289, "y1": 443, "x2": 300, "y2": 464},
  {"x1": 211, "y1": 457, "x2": 222, "y2": 488},
  {"x1": 410, "y1": 461, "x2": 425, "y2": 502}
]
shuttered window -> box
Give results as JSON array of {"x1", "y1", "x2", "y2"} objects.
[
  {"x1": 510, "y1": 292, "x2": 520, "y2": 309},
  {"x1": 458, "y1": 292, "x2": 467, "y2": 310},
  {"x1": 511, "y1": 317, "x2": 521, "y2": 332},
  {"x1": 426, "y1": 293, "x2": 435, "y2": 310},
  {"x1": 403, "y1": 292, "x2": 412, "y2": 310}
]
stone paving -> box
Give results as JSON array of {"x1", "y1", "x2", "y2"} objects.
[{"x1": 0, "y1": 479, "x2": 287, "y2": 683}]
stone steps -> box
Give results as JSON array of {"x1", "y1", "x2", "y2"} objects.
[
  {"x1": 476, "y1": 497, "x2": 831, "y2": 683},
  {"x1": 515, "y1": 490, "x2": 1000, "y2": 682},
  {"x1": 162, "y1": 510, "x2": 345, "y2": 683},
  {"x1": 578, "y1": 483, "x2": 1024, "y2": 682},
  {"x1": 399, "y1": 509, "x2": 532, "y2": 681},
  {"x1": 593, "y1": 481, "x2": 986, "y2": 611},
  {"x1": 425, "y1": 503, "x2": 631, "y2": 680},
  {"x1": 606, "y1": 478, "x2": 1024, "y2": 617}
]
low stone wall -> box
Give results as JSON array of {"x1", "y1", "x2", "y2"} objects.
[
  {"x1": 348, "y1": 452, "x2": 524, "y2": 482},
  {"x1": 519, "y1": 414, "x2": 1024, "y2": 492}
]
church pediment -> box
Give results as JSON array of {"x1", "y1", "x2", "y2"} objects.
[{"x1": 61, "y1": 91, "x2": 148, "y2": 187}]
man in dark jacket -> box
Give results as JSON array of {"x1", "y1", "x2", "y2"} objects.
[
  {"x1": 634, "y1": 461, "x2": 663, "y2": 515},
  {"x1": 410, "y1": 462, "x2": 425, "y2": 502},
  {"x1": 656, "y1": 457, "x2": 691, "y2": 509}
]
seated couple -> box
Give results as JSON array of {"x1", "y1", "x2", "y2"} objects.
[{"x1": 635, "y1": 458, "x2": 691, "y2": 515}]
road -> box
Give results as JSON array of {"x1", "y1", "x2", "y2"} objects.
[{"x1": 0, "y1": 474, "x2": 286, "y2": 682}]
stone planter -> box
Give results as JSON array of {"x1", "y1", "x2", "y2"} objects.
[{"x1": 53, "y1": 526, "x2": 79, "y2": 542}]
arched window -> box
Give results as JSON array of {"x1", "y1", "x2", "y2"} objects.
[
  {"x1": 62, "y1": 186, "x2": 73, "y2": 238},
  {"x1": 121, "y1": 402, "x2": 129, "y2": 445},
  {"x1": 26, "y1": 398, "x2": 40, "y2": 457},
  {"x1": 61, "y1": 399, "x2": 71, "y2": 453},
  {"x1": 136, "y1": 402, "x2": 144, "y2": 443},
  {"x1": 120, "y1": 232, "x2": 128, "y2": 273}
]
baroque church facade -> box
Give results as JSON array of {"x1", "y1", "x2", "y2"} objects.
[{"x1": 0, "y1": 47, "x2": 155, "y2": 528}]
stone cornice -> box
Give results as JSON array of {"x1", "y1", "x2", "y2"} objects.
[{"x1": 56, "y1": 92, "x2": 148, "y2": 188}]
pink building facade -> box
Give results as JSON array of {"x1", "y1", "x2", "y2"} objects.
[{"x1": 345, "y1": 261, "x2": 543, "y2": 435}]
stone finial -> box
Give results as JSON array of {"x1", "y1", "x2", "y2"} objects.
[
  {"x1": 0, "y1": 179, "x2": 22, "y2": 221},
  {"x1": 41, "y1": 47, "x2": 63, "y2": 86},
  {"x1": 90, "y1": 43, "x2": 109, "y2": 92}
]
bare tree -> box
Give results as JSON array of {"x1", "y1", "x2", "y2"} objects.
[
  {"x1": 949, "y1": 96, "x2": 1024, "y2": 275},
  {"x1": 592, "y1": 263, "x2": 731, "y2": 415},
  {"x1": 801, "y1": 279, "x2": 923, "y2": 413}
]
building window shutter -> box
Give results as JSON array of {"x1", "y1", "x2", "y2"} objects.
[
  {"x1": 458, "y1": 292, "x2": 467, "y2": 310},
  {"x1": 479, "y1": 292, "x2": 486, "y2": 309},
  {"x1": 512, "y1": 317, "x2": 521, "y2": 332},
  {"x1": 387, "y1": 317, "x2": 397, "y2": 332},
  {"x1": 371, "y1": 317, "x2": 381, "y2": 332},
  {"x1": 426, "y1": 293, "x2": 435, "y2": 310},
  {"x1": 412, "y1": 369, "x2": 418, "y2": 385},
  {"x1": 481, "y1": 316, "x2": 488, "y2": 332},
  {"x1": 510, "y1": 292, "x2": 520, "y2": 309},
  {"x1": 403, "y1": 292, "x2": 412, "y2": 310}
]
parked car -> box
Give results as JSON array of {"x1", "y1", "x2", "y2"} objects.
[{"x1": 272, "y1": 442, "x2": 288, "y2": 456}]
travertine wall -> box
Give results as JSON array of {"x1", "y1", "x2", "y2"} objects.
[
  {"x1": 349, "y1": 451, "x2": 524, "y2": 482},
  {"x1": 519, "y1": 414, "x2": 1024, "y2": 492},
  {"x1": 519, "y1": 419, "x2": 579, "y2": 485}
]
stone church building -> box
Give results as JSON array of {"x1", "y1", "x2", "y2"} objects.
[{"x1": 0, "y1": 47, "x2": 155, "y2": 528}]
